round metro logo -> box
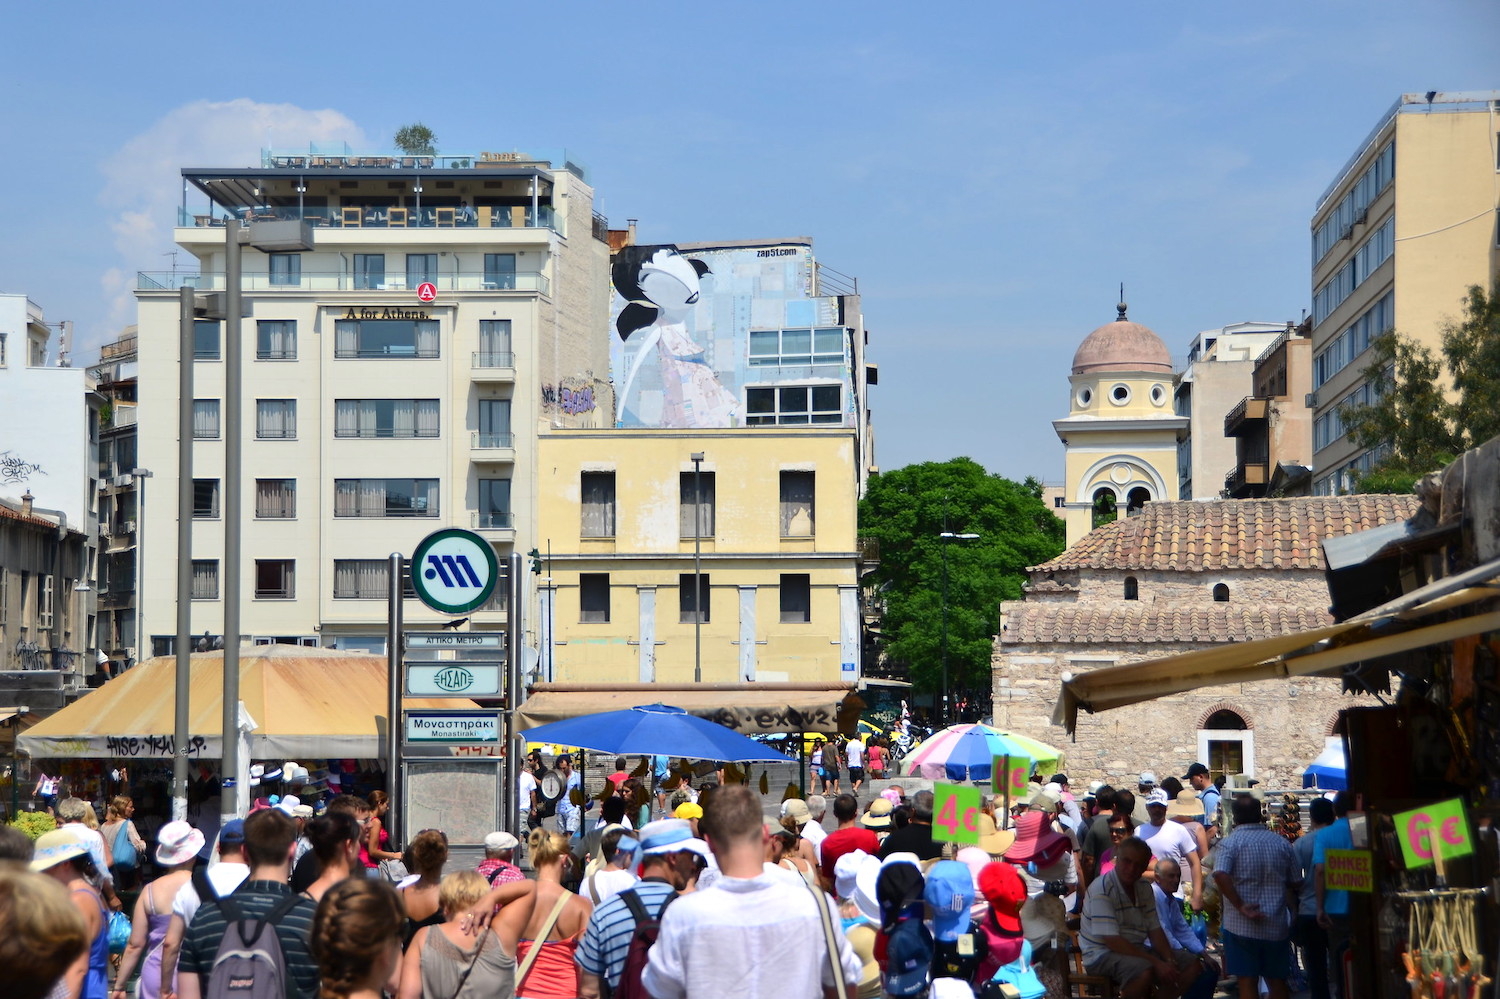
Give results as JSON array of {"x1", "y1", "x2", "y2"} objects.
[{"x1": 410, "y1": 528, "x2": 499, "y2": 614}]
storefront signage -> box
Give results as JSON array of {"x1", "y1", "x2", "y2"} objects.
[
  {"x1": 416, "y1": 282, "x2": 437, "y2": 302},
  {"x1": 1393, "y1": 797, "x2": 1473, "y2": 868},
  {"x1": 932, "y1": 783, "x2": 981, "y2": 845},
  {"x1": 407, "y1": 632, "x2": 505, "y2": 649},
  {"x1": 338, "y1": 306, "x2": 432, "y2": 321},
  {"x1": 404, "y1": 711, "x2": 501, "y2": 743},
  {"x1": 1323, "y1": 849, "x2": 1374, "y2": 892},
  {"x1": 406, "y1": 663, "x2": 502, "y2": 697},
  {"x1": 992, "y1": 755, "x2": 1032, "y2": 797}
]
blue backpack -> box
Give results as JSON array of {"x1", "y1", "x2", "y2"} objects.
[{"x1": 111, "y1": 823, "x2": 139, "y2": 869}]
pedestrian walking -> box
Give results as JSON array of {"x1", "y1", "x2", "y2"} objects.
[
  {"x1": 1213, "y1": 795, "x2": 1300, "y2": 999},
  {"x1": 311, "y1": 878, "x2": 404, "y2": 999}
]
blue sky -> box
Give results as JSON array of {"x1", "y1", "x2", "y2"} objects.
[{"x1": 2, "y1": 2, "x2": 1495, "y2": 481}]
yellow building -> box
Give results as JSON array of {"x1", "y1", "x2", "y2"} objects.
[
  {"x1": 1053, "y1": 304, "x2": 1187, "y2": 548},
  {"x1": 1310, "y1": 90, "x2": 1500, "y2": 493},
  {"x1": 535, "y1": 428, "x2": 861, "y2": 684}
]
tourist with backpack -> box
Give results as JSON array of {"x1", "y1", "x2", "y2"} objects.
[
  {"x1": 174, "y1": 809, "x2": 319, "y2": 999},
  {"x1": 101, "y1": 796, "x2": 147, "y2": 891},
  {"x1": 574, "y1": 818, "x2": 706, "y2": 999}
]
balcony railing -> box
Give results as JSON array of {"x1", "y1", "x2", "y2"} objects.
[
  {"x1": 471, "y1": 432, "x2": 515, "y2": 449},
  {"x1": 1224, "y1": 462, "x2": 1270, "y2": 494},
  {"x1": 138, "y1": 270, "x2": 549, "y2": 295},
  {"x1": 177, "y1": 204, "x2": 559, "y2": 233},
  {"x1": 472, "y1": 352, "x2": 515, "y2": 370},
  {"x1": 472, "y1": 511, "x2": 515, "y2": 530},
  {"x1": 1224, "y1": 395, "x2": 1270, "y2": 436}
]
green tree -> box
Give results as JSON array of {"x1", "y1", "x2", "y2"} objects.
[
  {"x1": 859, "y1": 458, "x2": 1065, "y2": 702},
  {"x1": 1342, "y1": 281, "x2": 1500, "y2": 492},
  {"x1": 393, "y1": 123, "x2": 437, "y2": 156}
]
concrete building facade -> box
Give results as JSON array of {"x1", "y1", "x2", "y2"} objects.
[
  {"x1": 133, "y1": 150, "x2": 611, "y2": 655},
  {"x1": 1310, "y1": 91, "x2": 1500, "y2": 494},
  {"x1": 1224, "y1": 321, "x2": 1315, "y2": 498},
  {"x1": 89, "y1": 329, "x2": 144, "y2": 668}
]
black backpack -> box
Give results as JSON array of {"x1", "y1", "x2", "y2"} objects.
[{"x1": 608, "y1": 888, "x2": 676, "y2": 999}]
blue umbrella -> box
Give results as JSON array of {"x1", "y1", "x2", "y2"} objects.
[
  {"x1": 1301, "y1": 742, "x2": 1347, "y2": 790},
  {"x1": 518, "y1": 703, "x2": 795, "y2": 762}
]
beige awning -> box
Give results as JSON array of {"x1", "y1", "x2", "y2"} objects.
[
  {"x1": 1055, "y1": 567, "x2": 1500, "y2": 734},
  {"x1": 514, "y1": 683, "x2": 864, "y2": 736},
  {"x1": 19, "y1": 645, "x2": 474, "y2": 758}
]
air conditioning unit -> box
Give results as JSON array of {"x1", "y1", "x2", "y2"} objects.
[
  {"x1": 113, "y1": 474, "x2": 132, "y2": 488},
  {"x1": 124, "y1": 520, "x2": 136, "y2": 533},
  {"x1": 1305, "y1": 392, "x2": 1319, "y2": 408}
]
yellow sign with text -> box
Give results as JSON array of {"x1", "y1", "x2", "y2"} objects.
[{"x1": 1323, "y1": 849, "x2": 1373, "y2": 892}]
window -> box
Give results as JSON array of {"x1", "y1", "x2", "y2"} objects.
[
  {"x1": 484, "y1": 253, "x2": 517, "y2": 290},
  {"x1": 579, "y1": 574, "x2": 610, "y2": 623},
  {"x1": 256, "y1": 479, "x2": 296, "y2": 519},
  {"x1": 193, "y1": 479, "x2": 220, "y2": 519},
  {"x1": 478, "y1": 399, "x2": 512, "y2": 447},
  {"x1": 193, "y1": 320, "x2": 220, "y2": 360},
  {"x1": 581, "y1": 472, "x2": 616, "y2": 538},
  {"x1": 353, "y1": 253, "x2": 385, "y2": 290},
  {"x1": 748, "y1": 327, "x2": 845, "y2": 366},
  {"x1": 193, "y1": 399, "x2": 220, "y2": 439},
  {"x1": 746, "y1": 385, "x2": 843, "y2": 425},
  {"x1": 780, "y1": 574, "x2": 811, "y2": 623},
  {"x1": 0, "y1": 568, "x2": 7, "y2": 625},
  {"x1": 333, "y1": 559, "x2": 414, "y2": 600},
  {"x1": 478, "y1": 320, "x2": 512, "y2": 366},
  {"x1": 255, "y1": 560, "x2": 295, "y2": 599},
  {"x1": 268, "y1": 253, "x2": 302, "y2": 287},
  {"x1": 191, "y1": 560, "x2": 219, "y2": 600},
  {"x1": 334, "y1": 478, "x2": 438, "y2": 518},
  {"x1": 478, "y1": 478, "x2": 511, "y2": 529},
  {"x1": 406, "y1": 253, "x2": 437, "y2": 288},
  {"x1": 335, "y1": 318, "x2": 439, "y2": 358},
  {"x1": 779, "y1": 471, "x2": 815, "y2": 537},
  {"x1": 1124, "y1": 576, "x2": 1138, "y2": 601},
  {"x1": 1199, "y1": 709, "x2": 1253, "y2": 785},
  {"x1": 1313, "y1": 217, "x2": 1394, "y2": 325},
  {"x1": 680, "y1": 573, "x2": 710, "y2": 623},
  {"x1": 680, "y1": 471, "x2": 716, "y2": 538},
  {"x1": 37, "y1": 574, "x2": 53, "y2": 629},
  {"x1": 1213, "y1": 583, "x2": 1230, "y2": 602},
  {"x1": 0, "y1": 332, "x2": 7, "y2": 366},
  {"x1": 256, "y1": 320, "x2": 297, "y2": 359},
  {"x1": 334, "y1": 399, "x2": 440, "y2": 438},
  {"x1": 1312, "y1": 141, "x2": 1395, "y2": 264},
  {"x1": 255, "y1": 399, "x2": 297, "y2": 439}
]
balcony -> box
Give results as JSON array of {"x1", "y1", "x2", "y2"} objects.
[
  {"x1": 1224, "y1": 461, "x2": 1270, "y2": 497},
  {"x1": 177, "y1": 203, "x2": 561, "y2": 234},
  {"x1": 471, "y1": 352, "x2": 516, "y2": 382},
  {"x1": 472, "y1": 511, "x2": 516, "y2": 538},
  {"x1": 470, "y1": 432, "x2": 516, "y2": 463},
  {"x1": 137, "y1": 270, "x2": 549, "y2": 296},
  {"x1": 1224, "y1": 396, "x2": 1270, "y2": 436}
]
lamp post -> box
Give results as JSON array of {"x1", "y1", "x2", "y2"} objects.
[
  {"x1": 938, "y1": 531, "x2": 979, "y2": 726},
  {"x1": 690, "y1": 452, "x2": 704, "y2": 683}
]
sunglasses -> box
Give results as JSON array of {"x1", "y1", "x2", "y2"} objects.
[{"x1": 1109, "y1": 827, "x2": 1128, "y2": 837}]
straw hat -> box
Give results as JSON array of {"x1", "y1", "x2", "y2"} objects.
[
  {"x1": 1165, "y1": 789, "x2": 1204, "y2": 820},
  {"x1": 30, "y1": 827, "x2": 91, "y2": 873},
  {"x1": 978, "y1": 812, "x2": 1017, "y2": 857},
  {"x1": 861, "y1": 797, "x2": 894, "y2": 829},
  {"x1": 780, "y1": 798, "x2": 814, "y2": 826}
]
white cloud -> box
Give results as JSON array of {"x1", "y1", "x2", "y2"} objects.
[{"x1": 96, "y1": 99, "x2": 368, "y2": 332}]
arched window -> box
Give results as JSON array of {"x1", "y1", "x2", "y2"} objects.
[
  {"x1": 1205, "y1": 710, "x2": 1247, "y2": 730},
  {"x1": 1126, "y1": 487, "x2": 1151, "y2": 516},
  {"x1": 1213, "y1": 583, "x2": 1230, "y2": 602},
  {"x1": 1124, "y1": 576, "x2": 1139, "y2": 601},
  {"x1": 1199, "y1": 708, "x2": 1252, "y2": 782},
  {"x1": 1091, "y1": 488, "x2": 1117, "y2": 530}
]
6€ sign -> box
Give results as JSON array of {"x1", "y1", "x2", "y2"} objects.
[
  {"x1": 932, "y1": 783, "x2": 982, "y2": 846},
  {"x1": 1393, "y1": 797, "x2": 1472, "y2": 869},
  {"x1": 993, "y1": 755, "x2": 1032, "y2": 798}
]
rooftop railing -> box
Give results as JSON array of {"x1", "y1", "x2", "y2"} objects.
[
  {"x1": 257, "y1": 147, "x2": 589, "y2": 181},
  {"x1": 137, "y1": 270, "x2": 549, "y2": 295},
  {"x1": 177, "y1": 204, "x2": 559, "y2": 233}
]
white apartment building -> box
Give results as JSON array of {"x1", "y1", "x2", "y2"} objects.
[
  {"x1": 1309, "y1": 91, "x2": 1500, "y2": 494},
  {"x1": 134, "y1": 149, "x2": 611, "y2": 656}
]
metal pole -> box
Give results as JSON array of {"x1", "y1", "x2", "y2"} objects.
[
  {"x1": 940, "y1": 536, "x2": 949, "y2": 728},
  {"x1": 386, "y1": 553, "x2": 404, "y2": 847},
  {"x1": 173, "y1": 287, "x2": 194, "y2": 822},
  {"x1": 691, "y1": 453, "x2": 704, "y2": 683},
  {"x1": 221, "y1": 221, "x2": 242, "y2": 830},
  {"x1": 506, "y1": 551, "x2": 523, "y2": 836}
]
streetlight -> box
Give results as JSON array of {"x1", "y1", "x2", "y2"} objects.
[
  {"x1": 939, "y1": 531, "x2": 979, "y2": 726},
  {"x1": 690, "y1": 452, "x2": 705, "y2": 683}
]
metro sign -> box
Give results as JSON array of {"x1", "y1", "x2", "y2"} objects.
[{"x1": 410, "y1": 528, "x2": 499, "y2": 614}]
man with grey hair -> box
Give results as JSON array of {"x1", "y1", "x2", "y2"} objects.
[
  {"x1": 803, "y1": 794, "x2": 828, "y2": 858},
  {"x1": 877, "y1": 789, "x2": 941, "y2": 860},
  {"x1": 1082, "y1": 836, "x2": 1204, "y2": 999},
  {"x1": 55, "y1": 797, "x2": 121, "y2": 911}
]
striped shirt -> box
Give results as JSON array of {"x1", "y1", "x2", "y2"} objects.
[
  {"x1": 575, "y1": 879, "x2": 677, "y2": 990},
  {"x1": 1080, "y1": 870, "x2": 1161, "y2": 966},
  {"x1": 178, "y1": 879, "x2": 319, "y2": 999}
]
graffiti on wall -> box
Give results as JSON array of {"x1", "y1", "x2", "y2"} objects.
[
  {"x1": 541, "y1": 378, "x2": 597, "y2": 415},
  {"x1": 0, "y1": 451, "x2": 45, "y2": 486}
]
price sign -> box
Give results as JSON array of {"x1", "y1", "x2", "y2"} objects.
[
  {"x1": 993, "y1": 755, "x2": 1032, "y2": 797},
  {"x1": 932, "y1": 783, "x2": 982, "y2": 845},
  {"x1": 1393, "y1": 797, "x2": 1472, "y2": 869}
]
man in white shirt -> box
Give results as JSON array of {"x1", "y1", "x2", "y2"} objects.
[
  {"x1": 846, "y1": 738, "x2": 866, "y2": 794},
  {"x1": 159, "y1": 819, "x2": 251, "y2": 999},
  {"x1": 579, "y1": 827, "x2": 640, "y2": 905},
  {"x1": 518, "y1": 762, "x2": 539, "y2": 829},
  {"x1": 644, "y1": 785, "x2": 861, "y2": 999},
  {"x1": 1138, "y1": 794, "x2": 1204, "y2": 911}
]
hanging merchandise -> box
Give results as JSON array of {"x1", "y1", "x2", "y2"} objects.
[{"x1": 1397, "y1": 889, "x2": 1489, "y2": 999}]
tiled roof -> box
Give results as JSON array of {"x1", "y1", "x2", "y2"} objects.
[
  {"x1": 1034, "y1": 496, "x2": 1420, "y2": 573},
  {"x1": 0, "y1": 503, "x2": 60, "y2": 530},
  {"x1": 1001, "y1": 604, "x2": 1334, "y2": 645}
]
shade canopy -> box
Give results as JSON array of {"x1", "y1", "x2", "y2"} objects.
[
  {"x1": 1303, "y1": 740, "x2": 1347, "y2": 790},
  {"x1": 19, "y1": 645, "x2": 473, "y2": 759},
  {"x1": 519, "y1": 703, "x2": 795, "y2": 762},
  {"x1": 903, "y1": 723, "x2": 1061, "y2": 782},
  {"x1": 514, "y1": 682, "x2": 863, "y2": 736},
  {"x1": 1055, "y1": 565, "x2": 1500, "y2": 733}
]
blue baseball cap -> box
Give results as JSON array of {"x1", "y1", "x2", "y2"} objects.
[
  {"x1": 881, "y1": 916, "x2": 934, "y2": 997},
  {"x1": 924, "y1": 860, "x2": 975, "y2": 942},
  {"x1": 219, "y1": 819, "x2": 246, "y2": 846}
]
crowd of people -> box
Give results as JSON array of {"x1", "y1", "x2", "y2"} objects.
[{"x1": 0, "y1": 754, "x2": 1356, "y2": 999}]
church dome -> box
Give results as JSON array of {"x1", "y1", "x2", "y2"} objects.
[{"x1": 1071, "y1": 303, "x2": 1173, "y2": 375}]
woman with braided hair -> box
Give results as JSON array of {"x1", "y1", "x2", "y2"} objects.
[{"x1": 311, "y1": 878, "x2": 404, "y2": 999}]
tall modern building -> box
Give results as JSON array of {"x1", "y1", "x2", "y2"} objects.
[
  {"x1": 1309, "y1": 91, "x2": 1500, "y2": 494},
  {"x1": 133, "y1": 148, "x2": 611, "y2": 656},
  {"x1": 89, "y1": 329, "x2": 144, "y2": 670}
]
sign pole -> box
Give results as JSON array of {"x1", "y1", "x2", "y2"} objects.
[
  {"x1": 386, "y1": 552, "x2": 404, "y2": 846},
  {"x1": 1001, "y1": 753, "x2": 1011, "y2": 827},
  {"x1": 506, "y1": 551, "x2": 523, "y2": 837}
]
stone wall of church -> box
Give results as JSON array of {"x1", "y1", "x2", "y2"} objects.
[
  {"x1": 991, "y1": 638, "x2": 1373, "y2": 790},
  {"x1": 1041, "y1": 568, "x2": 1334, "y2": 608}
]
